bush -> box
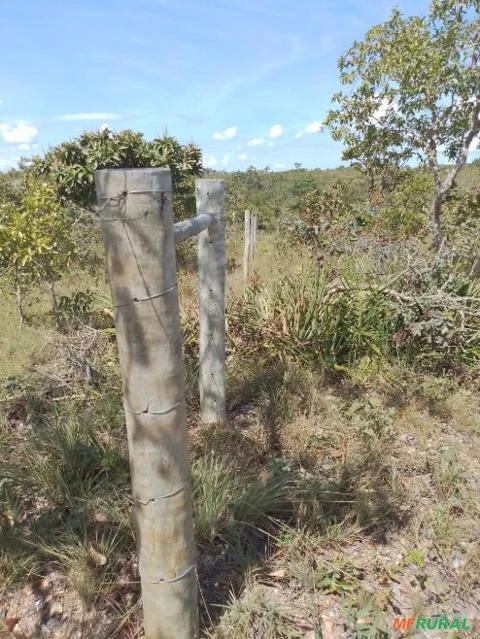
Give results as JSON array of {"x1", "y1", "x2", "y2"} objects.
[
  {"x1": 228, "y1": 258, "x2": 480, "y2": 375},
  {"x1": 374, "y1": 171, "x2": 431, "y2": 240},
  {"x1": 287, "y1": 182, "x2": 362, "y2": 259},
  {"x1": 229, "y1": 266, "x2": 395, "y2": 371},
  {"x1": 0, "y1": 179, "x2": 77, "y2": 326},
  {"x1": 28, "y1": 129, "x2": 203, "y2": 220},
  {"x1": 444, "y1": 185, "x2": 480, "y2": 274}
]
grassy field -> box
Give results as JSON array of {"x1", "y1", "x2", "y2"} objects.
[{"x1": 1, "y1": 201, "x2": 480, "y2": 638}]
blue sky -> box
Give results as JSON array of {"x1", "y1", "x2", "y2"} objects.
[{"x1": 0, "y1": 0, "x2": 442, "y2": 171}]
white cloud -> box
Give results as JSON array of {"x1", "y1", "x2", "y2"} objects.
[
  {"x1": 0, "y1": 99, "x2": 3, "y2": 105},
  {"x1": 247, "y1": 138, "x2": 265, "y2": 146},
  {"x1": 54, "y1": 112, "x2": 122, "y2": 121},
  {"x1": 469, "y1": 134, "x2": 479, "y2": 153},
  {"x1": 203, "y1": 154, "x2": 218, "y2": 168},
  {"x1": 369, "y1": 98, "x2": 397, "y2": 124},
  {"x1": 213, "y1": 126, "x2": 238, "y2": 140},
  {"x1": 269, "y1": 124, "x2": 283, "y2": 139},
  {"x1": 17, "y1": 143, "x2": 38, "y2": 151},
  {"x1": 274, "y1": 162, "x2": 284, "y2": 169},
  {"x1": 295, "y1": 121, "x2": 325, "y2": 138},
  {"x1": 238, "y1": 152, "x2": 248, "y2": 160},
  {"x1": 221, "y1": 153, "x2": 231, "y2": 166},
  {"x1": 0, "y1": 121, "x2": 38, "y2": 145},
  {"x1": 452, "y1": 96, "x2": 477, "y2": 111},
  {"x1": 457, "y1": 98, "x2": 480, "y2": 153},
  {"x1": 266, "y1": 141, "x2": 275, "y2": 147},
  {"x1": 304, "y1": 121, "x2": 324, "y2": 134}
]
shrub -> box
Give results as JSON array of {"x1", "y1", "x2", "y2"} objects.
[
  {"x1": 374, "y1": 171, "x2": 431, "y2": 240},
  {"x1": 0, "y1": 179, "x2": 77, "y2": 326},
  {"x1": 229, "y1": 267, "x2": 394, "y2": 371},
  {"x1": 229, "y1": 257, "x2": 480, "y2": 375},
  {"x1": 210, "y1": 583, "x2": 304, "y2": 639},
  {"x1": 287, "y1": 182, "x2": 361, "y2": 259},
  {"x1": 28, "y1": 129, "x2": 203, "y2": 221}
]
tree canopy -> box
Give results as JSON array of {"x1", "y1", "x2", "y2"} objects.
[
  {"x1": 28, "y1": 129, "x2": 203, "y2": 219},
  {"x1": 326, "y1": 0, "x2": 480, "y2": 248}
]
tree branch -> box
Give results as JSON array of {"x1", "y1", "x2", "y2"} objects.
[
  {"x1": 441, "y1": 95, "x2": 480, "y2": 197},
  {"x1": 425, "y1": 127, "x2": 442, "y2": 195}
]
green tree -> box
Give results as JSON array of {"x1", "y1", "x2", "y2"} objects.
[
  {"x1": 224, "y1": 167, "x2": 272, "y2": 226},
  {"x1": 28, "y1": 128, "x2": 203, "y2": 220},
  {"x1": 326, "y1": 0, "x2": 480, "y2": 249},
  {"x1": 0, "y1": 179, "x2": 77, "y2": 326}
]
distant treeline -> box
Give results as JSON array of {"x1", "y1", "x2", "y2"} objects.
[{"x1": 205, "y1": 159, "x2": 480, "y2": 228}]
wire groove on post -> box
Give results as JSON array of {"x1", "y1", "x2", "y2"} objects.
[
  {"x1": 113, "y1": 285, "x2": 178, "y2": 307},
  {"x1": 124, "y1": 400, "x2": 183, "y2": 415},
  {"x1": 134, "y1": 483, "x2": 187, "y2": 504}
]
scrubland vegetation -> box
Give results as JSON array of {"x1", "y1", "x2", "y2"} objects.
[
  {"x1": 2, "y1": 1, "x2": 480, "y2": 637},
  {"x1": 1, "y1": 155, "x2": 480, "y2": 637}
]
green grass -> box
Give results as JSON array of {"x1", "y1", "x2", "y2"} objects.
[
  {"x1": 0, "y1": 295, "x2": 52, "y2": 377},
  {"x1": 2, "y1": 218, "x2": 480, "y2": 637},
  {"x1": 0, "y1": 266, "x2": 111, "y2": 378},
  {"x1": 208, "y1": 583, "x2": 304, "y2": 639},
  {"x1": 192, "y1": 452, "x2": 292, "y2": 553}
]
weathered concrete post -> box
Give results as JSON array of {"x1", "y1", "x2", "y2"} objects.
[
  {"x1": 251, "y1": 213, "x2": 257, "y2": 265},
  {"x1": 94, "y1": 168, "x2": 198, "y2": 639},
  {"x1": 243, "y1": 209, "x2": 251, "y2": 282},
  {"x1": 196, "y1": 179, "x2": 226, "y2": 424}
]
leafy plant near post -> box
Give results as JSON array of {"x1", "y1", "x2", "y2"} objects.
[
  {"x1": 326, "y1": 0, "x2": 480, "y2": 249},
  {"x1": 0, "y1": 179, "x2": 77, "y2": 327},
  {"x1": 0, "y1": 131, "x2": 204, "y2": 327}
]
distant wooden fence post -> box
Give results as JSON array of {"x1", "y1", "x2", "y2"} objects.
[
  {"x1": 243, "y1": 209, "x2": 257, "y2": 283},
  {"x1": 196, "y1": 180, "x2": 226, "y2": 424},
  {"x1": 95, "y1": 168, "x2": 198, "y2": 639}
]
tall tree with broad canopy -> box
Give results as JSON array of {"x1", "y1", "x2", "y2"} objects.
[
  {"x1": 27, "y1": 128, "x2": 203, "y2": 221},
  {"x1": 0, "y1": 130, "x2": 203, "y2": 324},
  {"x1": 326, "y1": 0, "x2": 480, "y2": 249}
]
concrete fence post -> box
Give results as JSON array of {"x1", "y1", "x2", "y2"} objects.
[
  {"x1": 243, "y1": 209, "x2": 258, "y2": 282},
  {"x1": 243, "y1": 209, "x2": 251, "y2": 282},
  {"x1": 94, "y1": 168, "x2": 198, "y2": 639},
  {"x1": 251, "y1": 213, "x2": 257, "y2": 264},
  {"x1": 196, "y1": 179, "x2": 226, "y2": 424}
]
